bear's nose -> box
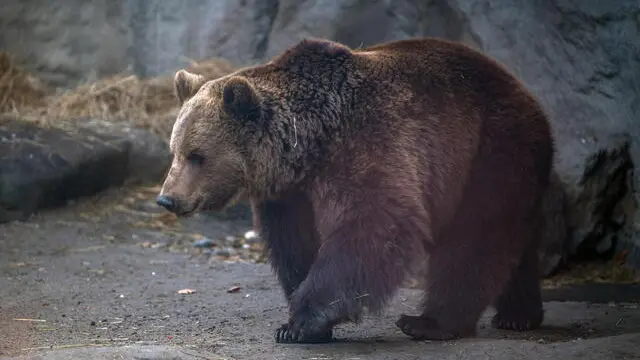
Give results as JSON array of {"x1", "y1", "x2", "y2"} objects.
[{"x1": 156, "y1": 195, "x2": 177, "y2": 212}]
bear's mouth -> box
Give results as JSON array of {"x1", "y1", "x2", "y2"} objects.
[
  {"x1": 172, "y1": 197, "x2": 203, "y2": 218},
  {"x1": 174, "y1": 189, "x2": 242, "y2": 217},
  {"x1": 174, "y1": 206, "x2": 198, "y2": 218},
  {"x1": 201, "y1": 189, "x2": 243, "y2": 213}
]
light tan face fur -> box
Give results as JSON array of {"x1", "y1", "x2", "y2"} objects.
[{"x1": 157, "y1": 72, "x2": 248, "y2": 216}]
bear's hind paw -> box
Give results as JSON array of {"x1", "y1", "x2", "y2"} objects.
[
  {"x1": 395, "y1": 314, "x2": 459, "y2": 341},
  {"x1": 491, "y1": 311, "x2": 543, "y2": 332}
]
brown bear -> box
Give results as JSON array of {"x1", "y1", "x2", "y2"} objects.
[{"x1": 156, "y1": 36, "x2": 554, "y2": 344}]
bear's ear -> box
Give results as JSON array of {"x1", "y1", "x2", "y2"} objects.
[
  {"x1": 222, "y1": 76, "x2": 262, "y2": 122},
  {"x1": 174, "y1": 70, "x2": 206, "y2": 105}
]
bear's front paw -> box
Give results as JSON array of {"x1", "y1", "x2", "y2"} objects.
[
  {"x1": 274, "y1": 322, "x2": 333, "y2": 344},
  {"x1": 395, "y1": 314, "x2": 458, "y2": 341}
]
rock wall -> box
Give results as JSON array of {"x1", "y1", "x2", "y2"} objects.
[{"x1": 0, "y1": 0, "x2": 638, "y2": 269}]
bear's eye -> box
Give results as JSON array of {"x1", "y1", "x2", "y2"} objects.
[{"x1": 186, "y1": 152, "x2": 204, "y2": 166}]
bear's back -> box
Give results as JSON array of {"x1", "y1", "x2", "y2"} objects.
[
  {"x1": 354, "y1": 38, "x2": 539, "y2": 115},
  {"x1": 350, "y1": 38, "x2": 553, "y2": 229},
  {"x1": 352, "y1": 37, "x2": 551, "y2": 156}
]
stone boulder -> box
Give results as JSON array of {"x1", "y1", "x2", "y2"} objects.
[
  {"x1": 72, "y1": 118, "x2": 173, "y2": 185},
  {"x1": 0, "y1": 116, "x2": 131, "y2": 223},
  {"x1": 0, "y1": 115, "x2": 180, "y2": 224}
]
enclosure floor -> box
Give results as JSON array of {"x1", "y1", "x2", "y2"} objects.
[{"x1": 1, "y1": 186, "x2": 639, "y2": 360}]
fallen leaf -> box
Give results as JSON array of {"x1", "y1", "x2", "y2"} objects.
[
  {"x1": 102, "y1": 234, "x2": 116, "y2": 241},
  {"x1": 178, "y1": 288, "x2": 196, "y2": 295},
  {"x1": 8, "y1": 262, "x2": 27, "y2": 268},
  {"x1": 70, "y1": 245, "x2": 106, "y2": 253}
]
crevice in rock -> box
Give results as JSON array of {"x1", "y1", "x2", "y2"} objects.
[
  {"x1": 128, "y1": 0, "x2": 157, "y2": 78},
  {"x1": 568, "y1": 137, "x2": 637, "y2": 262},
  {"x1": 432, "y1": 0, "x2": 483, "y2": 49},
  {"x1": 253, "y1": 0, "x2": 280, "y2": 60}
]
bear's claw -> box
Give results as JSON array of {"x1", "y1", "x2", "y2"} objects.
[{"x1": 491, "y1": 311, "x2": 542, "y2": 332}]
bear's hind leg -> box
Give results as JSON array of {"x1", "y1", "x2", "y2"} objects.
[
  {"x1": 397, "y1": 179, "x2": 539, "y2": 340},
  {"x1": 491, "y1": 238, "x2": 544, "y2": 331},
  {"x1": 396, "y1": 230, "x2": 517, "y2": 340}
]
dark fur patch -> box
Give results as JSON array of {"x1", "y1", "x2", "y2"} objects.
[{"x1": 222, "y1": 76, "x2": 262, "y2": 122}]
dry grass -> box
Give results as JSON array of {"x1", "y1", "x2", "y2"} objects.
[
  {"x1": 0, "y1": 53, "x2": 48, "y2": 113},
  {"x1": 0, "y1": 52, "x2": 237, "y2": 137},
  {"x1": 543, "y1": 251, "x2": 640, "y2": 289}
]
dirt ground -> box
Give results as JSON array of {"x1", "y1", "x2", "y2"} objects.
[{"x1": 1, "y1": 185, "x2": 640, "y2": 360}]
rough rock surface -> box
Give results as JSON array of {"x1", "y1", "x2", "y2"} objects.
[
  {"x1": 0, "y1": 0, "x2": 638, "y2": 267},
  {"x1": 0, "y1": 117, "x2": 131, "y2": 223},
  {"x1": 0, "y1": 116, "x2": 181, "y2": 224},
  {"x1": 71, "y1": 119, "x2": 173, "y2": 184}
]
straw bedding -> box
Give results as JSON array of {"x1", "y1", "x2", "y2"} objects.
[{"x1": 0, "y1": 53, "x2": 237, "y2": 137}]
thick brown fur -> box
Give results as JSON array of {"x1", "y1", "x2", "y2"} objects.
[{"x1": 157, "y1": 37, "x2": 554, "y2": 344}]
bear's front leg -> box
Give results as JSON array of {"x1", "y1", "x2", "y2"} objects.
[
  {"x1": 273, "y1": 192, "x2": 429, "y2": 344},
  {"x1": 254, "y1": 193, "x2": 320, "y2": 300}
]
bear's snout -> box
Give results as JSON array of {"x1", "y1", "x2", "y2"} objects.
[{"x1": 156, "y1": 195, "x2": 178, "y2": 213}]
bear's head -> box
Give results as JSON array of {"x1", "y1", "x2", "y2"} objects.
[
  {"x1": 156, "y1": 38, "x2": 358, "y2": 217},
  {"x1": 156, "y1": 69, "x2": 264, "y2": 217}
]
